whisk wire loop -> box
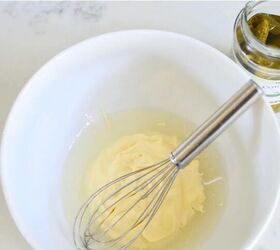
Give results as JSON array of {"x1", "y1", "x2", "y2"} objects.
[{"x1": 73, "y1": 159, "x2": 178, "y2": 250}]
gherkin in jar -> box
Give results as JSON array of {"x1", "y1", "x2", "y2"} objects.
[{"x1": 234, "y1": 7, "x2": 280, "y2": 112}]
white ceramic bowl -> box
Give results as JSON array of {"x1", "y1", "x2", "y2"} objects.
[{"x1": 1, "y1": 30, "x2": 280, "y2": 250}]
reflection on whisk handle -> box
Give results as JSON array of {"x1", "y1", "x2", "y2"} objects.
[{"x1": 170, "y1": 80, "x2": 262, "y2": 169}]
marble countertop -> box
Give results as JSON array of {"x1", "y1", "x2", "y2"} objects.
[{"x1": 0, "y1": 2, "x2": 279, "y2": 250}]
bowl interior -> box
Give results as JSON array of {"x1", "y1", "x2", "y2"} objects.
[{"x1": 2, "y1": 30, "x2": 280, "y2": 250}]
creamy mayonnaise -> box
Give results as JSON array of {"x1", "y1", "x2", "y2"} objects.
[{"x1": 85, "y1": 133, "x2": 205, "y2": 248}]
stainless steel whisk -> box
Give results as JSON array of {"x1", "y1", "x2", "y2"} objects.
[{"x1": 73, "y1": 80, "x2": 262, "y2": 250}]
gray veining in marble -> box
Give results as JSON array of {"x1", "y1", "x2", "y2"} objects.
[{"x1": 2, "y1": 2, "x2": 105, "y2": 34}]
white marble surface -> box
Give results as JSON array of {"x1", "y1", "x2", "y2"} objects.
[{"x1": 0, "y1": 1, "x2": 279, "y2": 250}]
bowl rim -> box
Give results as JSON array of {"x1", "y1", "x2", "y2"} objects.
[{"x1": 1, "y1": 29, "x2": 280, "y2": 250}]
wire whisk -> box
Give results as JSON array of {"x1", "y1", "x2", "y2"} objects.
[
  {"x1": 73, "y1": 81, "x2": 261, "y2": 250},
  {"x1": 74, "y1": 159, "x2": 178, "y2": 249}
]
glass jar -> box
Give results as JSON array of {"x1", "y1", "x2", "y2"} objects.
[{"x1": 233, "y1": 1, "x2": 280, "y2": 112}]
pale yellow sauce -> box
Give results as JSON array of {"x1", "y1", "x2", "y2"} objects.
[
  {"x1": 63, "y1": 108, "x2": 226, "y2": 250},
  {"x1": 84, "y1": 133, "x2": 205, "y2": 247}
]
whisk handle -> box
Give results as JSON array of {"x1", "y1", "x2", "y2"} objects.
[{"x1": 170, "y1": 80, "x2": 262, "y2": 169}]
